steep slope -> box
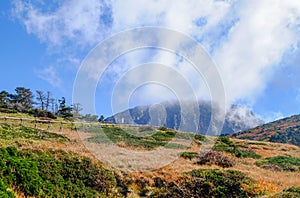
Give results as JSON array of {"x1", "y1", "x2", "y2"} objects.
[
  {"x1": 105, "y1": 101, "x2": 263, "y2": 135},
  {"x1": 231, "y1": 114, "x2": 300, "y2": 146}
]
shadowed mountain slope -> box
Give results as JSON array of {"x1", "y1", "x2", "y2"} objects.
[
  {"x1": 231, "y1": 114, "x2": 300, "y2": 147},
  {"x1": 105, "y1": 101, "x2": 263, "y2": 135}
]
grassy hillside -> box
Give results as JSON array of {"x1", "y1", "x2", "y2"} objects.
[
  {"x1": 230, "y1": 114, "x2": 300, "y2": 146},
  {"x1": 85, "y1": 125, "x2": 192, "y2": 150},
  {"x1": 0, "y1": 147, "x2": 118, "y2": 197},
  {"x1": 0, "y1": 113, "x2": 299, "y2": 197}
]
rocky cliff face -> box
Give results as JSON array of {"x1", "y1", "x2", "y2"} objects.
[{"x1": 105, "y1": 101, "x2": 263, "y2": 135}]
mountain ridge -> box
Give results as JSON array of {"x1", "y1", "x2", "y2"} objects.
[
  {"x1": 230, "y1": 114, "x2": 300, "y2": 147},
  {"x1": 105, "y1": 101, "x2": 263, "y2": 135}
]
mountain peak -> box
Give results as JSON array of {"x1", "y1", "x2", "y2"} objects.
[{"x1": 105, "y1": 101, "x2": 263, "y2": 135}]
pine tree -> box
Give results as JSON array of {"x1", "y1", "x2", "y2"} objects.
[
  {"x1": 10, "y1": 87, "x2": 34, "y2": 112},
  {"x1": 57, "y1": 97, "x2": 73, "y2": 120}
]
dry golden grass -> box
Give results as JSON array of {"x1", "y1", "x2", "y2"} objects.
[
  {"x1": 233, "y1": 138, "x2": 300, "y2": 158},
  {"x1": 47, "y1": 128, "x2": 300, "y2": 195},
  {"x1": 0, "y1": 117, "x2": 299, "y2": 197},
  {"x1": 116, "y1": 137, "x2": 299, "y2": 195}
]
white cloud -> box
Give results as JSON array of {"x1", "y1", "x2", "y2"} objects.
[
  {"x1": 215, "y1": 0, "x2": 300, "y2": 104},
  {"x1": 36, "y1": 66, "x2": 62, "y2": 87},
  {"x1": 12, "y1": 0, "x2": 300, "y2": 112},
  {"x1": 12, "y1": 0, "x2": 109, "y2": 48}
]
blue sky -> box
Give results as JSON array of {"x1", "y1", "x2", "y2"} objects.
[{"x1": 1, "y1": 0, "x2": 300, "y2": 122}]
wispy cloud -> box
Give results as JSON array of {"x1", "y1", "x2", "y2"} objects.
[
  {"x1": 12, "y1": 0, "x2": 112, "y2": 49},
  {"x1": 262, "y1": 111, "x2": 284, "y2": 123},
  {"x1": 36, "y1": 66, "x2": 62, "y2": 87}
]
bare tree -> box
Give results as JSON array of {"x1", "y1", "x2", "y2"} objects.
[
  {"x1": 36, "y1": 90, "x2": 46, "y2": 110},
  {"x1": 45, "y1": 91, "x2": 51, "y2": 111},
  {"x1": 72, "y1": 103, "x2": 83, "y2": 118},
  {"x1": 50, "y1": 98, "x2": 56, "y2": 113}
]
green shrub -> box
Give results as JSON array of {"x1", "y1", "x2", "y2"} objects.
[
  {"x1": 152, "y1": 131, "x2": 175, "y2": 141},
  {"x1": 194, "y1": 134, "x2": 206, "y2": 142},
  {"x1": 0, "y1": 123, "x2": 69, "y2": 142},
  {"x1": 271, "y1": 187, "x2": 300, "y2": 198},
  {"x1": 159, "y1": 126, "x2": 168, "y2": 131},
  {"x1": 231, "y1": 149, "x2": 261, "y2": 159},
  {"x1": 256, "y1": 156, "x2": 300, "y2": 171},
  {"x1": 0, "y1": 147, "x2": 118, "y2": 197},
  {"x1": 213, "y1": 136, "x2": 261, "y2": 159},
  {"x1": 186, "y1": 169, "x2": 257, "y2": 197},
  {"x1": 218, "y1": 136, "x2": 235, "y2": 146},
  {"x1": 285, "y1": 187, "x2": 300, "y2": 193},
  {"x1": 0, "y1": 179, "x2": 15, "y2": 198},
  {"x1": 87, "y1": 125, "x2": 187, "y2": 150},
  {"x1": 0, "y1": 108, "x2": 18, "y2": 114},
  {"x1": 151, "y1": 169, "x2": 259, "y2": 197},
  {"x1": 28, "y1": 109, "x2": 57, "y2": 119},
  {"x1": 0, "y1": 147, "x2": 43, "y2": 196},
  {"x1": 180, "y1": 152, "x2": 198, "y2": 160}
]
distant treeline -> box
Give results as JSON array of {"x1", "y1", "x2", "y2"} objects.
[{"x1": 0, "y1": 87, "x2": 104, "y2": 122}]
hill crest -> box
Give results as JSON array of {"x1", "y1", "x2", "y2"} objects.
[{"x1": 231, "y1": 114, "x2": 300, "y2": 147}]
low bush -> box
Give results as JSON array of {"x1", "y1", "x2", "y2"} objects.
[
  {"x1": 213, "y1": 136, "x2": 261, "y2": 159},
  {"x1": 256, "y1": 156, "x2": 300, "y2": 171},
  {"x1": 0, "y1": 147, "x2": 118, "y2": 197},
  {"x1": 0, "y1": 179, "x2": 15, "y2": 198},
  {"x1": 0, "y1": 108, "x2": 18, "y2": 114},
  {"x1": 180, "y1": 152, "x2": 198, "y2": 160},
  {"x1": 194, "y1": 134, "x2": 206, "y2": 142},
  {"x1": 159, "y1": 126, "x2": 168, "y2": 131},
  {"x1": 28, "y1": 109, "x2": 57, "y2": 119},
  {"x1": 232, "y1": 149, "x2": 261, "y2": 159},
  {"x1": 271, "y1": 187, "x2": 300, "y2": 198},
  {"x1": 152, "y1": 131, "x2": 175, "y2": 141},
  {"x1": 151, "y1": 169, "x2": 258, "y2": 198},
  {"x1": 0, "y1": 123, "x2": 69, "y2": 142},
  {"x1": 87, "y1": 125, "x2": 187, "y2": 150},
  {"x1": 196, "y1": 151, "x2": 235, "y2": 168}
]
